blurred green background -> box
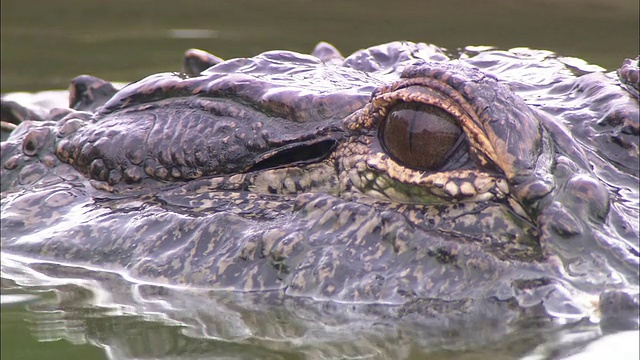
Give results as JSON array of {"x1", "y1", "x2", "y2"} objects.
[{"x1": 1, "y1": 0, "x2": 638, "y2": 93}]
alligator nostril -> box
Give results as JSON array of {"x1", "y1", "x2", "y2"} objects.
[
  {"x1": 23, "y1": 137, "x2": 37, "y2": 156},
  {"x1": 22, "y1": 128, "x2": 51, "y2": 157}
]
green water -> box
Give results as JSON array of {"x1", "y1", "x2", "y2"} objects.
[
  {"x1": 1, "y1": 0, "x2": 638, "y2": 93},
  {"x1": 1, "y1": 293, "x2": 106, "y2": 360},
  {"x1": 1, "y1": 0, "x2": 638, "y2": 359}
]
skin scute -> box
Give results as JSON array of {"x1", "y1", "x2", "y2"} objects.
[{"x1": 1, "y1": 42, "x2": 638, "y2": 329}]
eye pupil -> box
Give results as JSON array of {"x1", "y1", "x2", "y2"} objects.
[{"x1": 379, "y1": 103, "x2": 462, "y2": 170}]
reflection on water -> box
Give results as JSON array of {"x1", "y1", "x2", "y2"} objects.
[
  {"x1": 1, "y1": 289, "x2": 107, "y2": 360},
  {"x1": 0, "y1": 254, "x2": 619, "y2": 360}
]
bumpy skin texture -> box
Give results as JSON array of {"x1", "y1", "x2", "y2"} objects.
[{"x1": 1, "y1": 42, "x2": 638, "y2": 325}]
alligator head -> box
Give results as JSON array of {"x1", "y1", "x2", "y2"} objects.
[{"x1": 1, "y1": 43, "x2": 638, "y2": 328}]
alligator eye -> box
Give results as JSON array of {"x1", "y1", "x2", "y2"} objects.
[{"x1": 379, "y1": 103, "x2": 463, "y2": 171}]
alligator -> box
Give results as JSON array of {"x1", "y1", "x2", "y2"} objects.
[{"x1": 1, "y1": 42, "x2": 639, "y2": 334}]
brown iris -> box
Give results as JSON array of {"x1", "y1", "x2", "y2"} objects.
[{"x1": 379, "y1": 102, "x2": 463, "y2": 171}]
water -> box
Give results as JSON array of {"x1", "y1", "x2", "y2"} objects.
[
  {"x1": 1, "y1": 0, "x2": 639, "y2": 359},
  {"x1": 1, "y1": 0, "x2": 638, "y2": 92}
]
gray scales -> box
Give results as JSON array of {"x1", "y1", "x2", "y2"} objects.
[{"x1": 1, "y1": 42, "x2": 638, "y2": 330}]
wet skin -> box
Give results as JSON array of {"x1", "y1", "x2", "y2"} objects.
[{"x1": 1, "y1": 43, "x2": 638, "y2": 325}]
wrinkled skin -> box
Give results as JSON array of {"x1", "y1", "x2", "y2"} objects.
[{"x1": 1, "y1": 43, "x2": 639, "y2": 337}]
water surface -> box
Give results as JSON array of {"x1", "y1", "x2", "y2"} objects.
[{"x1": 1, "y1": 0, "x2": 638, "y2": 92}]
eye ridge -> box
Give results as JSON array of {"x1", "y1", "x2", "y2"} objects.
[{"x1": 379, "y1": 102, "x2": 465, "y2": 171}]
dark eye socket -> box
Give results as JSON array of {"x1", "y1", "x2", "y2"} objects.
[{"x1": 379, "y1": 102, "x2": 465, "y2": 171}]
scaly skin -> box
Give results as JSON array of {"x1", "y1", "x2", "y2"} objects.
[{"x1": 1, "y1": 42, "x2": 638, "y2": 325}]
